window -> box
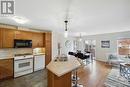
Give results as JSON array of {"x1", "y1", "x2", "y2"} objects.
[{"x1": 118, "y1": 38, "x2": 130, "y2": 55}]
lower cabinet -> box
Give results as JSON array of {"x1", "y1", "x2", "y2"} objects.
[
  {"x1": 0, "y1": 55, "x2": 46, "y2": 80},
  {"x1": 34, "y1": 55, "x2": 45, "y2": 71},
  {"x1": 0, "y1": 59, "x2": 13, "y2": 80},
  {"x1": 0, "y1": 29, "x2": 2, "y2": 48}
]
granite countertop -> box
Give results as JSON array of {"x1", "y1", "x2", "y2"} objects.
[
  {"x1": 0, "y1": 53, "x2": 45, "y2": 60},
  {"x1": 0, "y1": 56, "x2": 14, "y2": 60},
  {"x1": 46, "y1": 56, "x2": 81, "y2": 77}
]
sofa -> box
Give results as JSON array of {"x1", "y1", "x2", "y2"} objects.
[{"x1": 107, "y1": 53, "x2": 124, "y2": 66}]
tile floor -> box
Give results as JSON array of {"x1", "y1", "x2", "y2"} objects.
[{"x1": 0, "y1": 69, "x2": 47, "y2": 87}]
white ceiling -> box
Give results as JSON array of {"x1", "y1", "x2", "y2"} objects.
[{"x1": 0, "y1": 0, "x2": 130, "y2": 37}]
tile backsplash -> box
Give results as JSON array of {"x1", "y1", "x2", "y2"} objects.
[
  {"x1": 33, "y1": 48, "x2": 45, "y2": 54},
  {"x1": 0, "y1": 48, "x2": 33, "y2": 58},
  {"x1": 0, "y1": 48, "x2": 45, "y2": 58}
]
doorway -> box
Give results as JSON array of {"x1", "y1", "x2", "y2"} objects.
[{"x1": 84, "y1": 40, "x2": 96, "y2": 60}]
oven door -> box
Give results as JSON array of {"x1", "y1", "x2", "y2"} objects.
[{"x1": 14, "y1": 58, "x2": 33, "y2": 73}]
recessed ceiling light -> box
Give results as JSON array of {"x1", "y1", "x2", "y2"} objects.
[{"x1": 11, "y1": 16, "x2": 29, "y2": 24}]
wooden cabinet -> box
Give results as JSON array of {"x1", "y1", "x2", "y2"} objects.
[
  {"x1": 0, "y1": 29, "x2": 2, "y2": 48},
  {"x1": 23, "y1": 31, "x2": 33, "y2": 40},
  {"x1": 14, "y1": 30, "x2": 44, "y2": 48},
  {"x1": 48, "y1": 70, "x2": 71, "y2": 87},
  {"x1": 14, "y1": 30, "x2": 33, "y2": 40},
  {"x1": 2, "y1": 28, "x2": 15, "y2": 48},
  {"x1": 0, "y1": 59, "x2": 14, "y2": 80},
  {"x1": 0, "y1": 27, "x2": 45, "y2": 48},
  {"x1": 45, "y1": 32, "x2": 52, "y2": 65},
  {"x1": 32, "y1": 32, "x2": 44, "y2": 48}
]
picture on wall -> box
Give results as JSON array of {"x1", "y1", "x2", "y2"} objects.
[{"x1": 101, "y1": 40, "x2": 110, "y2": 48}]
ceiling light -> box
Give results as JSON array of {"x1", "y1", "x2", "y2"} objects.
[
  {"x1": 11, "y1": 16, "x2": 29, "y2": 24},
  {"x1": 79, "y1": 33, "x2": 82, "y2": 41},
  {"x1": 63, "y1": 0, "x2": 72, "y2": 38}
]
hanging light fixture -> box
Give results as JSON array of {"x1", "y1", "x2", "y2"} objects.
[
  {"x1": 79, "y1": 33, "x2": 82, "y2": 41},
  {"x1": 64, "y1": 0, "x2": 71, "y2": 38},
  {"x1": 64, "y1": 20, "x2": 68, "y2": 38}
]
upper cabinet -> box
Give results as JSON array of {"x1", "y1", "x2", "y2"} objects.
[
  {"x1": 0, "y1": 27, "x2": 45, "y2": 48},
  {"x1": 2, "y1": 28, "x2": 15, "y2": 48},
  {"x1": 14, "y1": 30, "x2": 45, "y2": 48},
  {"x1": 14, "y1": 30, "x2": 33, "y2": 40},
  {"x1": 32, "y1": 32, "x2": 44, "y2": 48}
]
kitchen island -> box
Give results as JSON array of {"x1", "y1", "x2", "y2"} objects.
[{"x1": 46, "y1": 56, "x2": 81, "y2": 87}]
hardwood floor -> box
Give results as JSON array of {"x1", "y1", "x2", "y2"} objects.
[{"x1": 77, "y1": 60, "x2": 112, "y2": 87}]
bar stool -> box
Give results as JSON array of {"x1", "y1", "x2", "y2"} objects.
[
  {"x1": 68, "y1": 52, "x2": 79, "y2": 81},
  {"x1": 72, "y1": 68, "x2": 83, "y2": 87},
  {"x1": 68, "y1": 52, "x2": 83, "y2": 86}
]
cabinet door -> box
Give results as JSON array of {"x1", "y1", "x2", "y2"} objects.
[
  {"x1": 14, "y1": 30, "x2": 21, "y2": 39},
  {"x1": 14, "y1": 30, "x2": 33, "y2": 40},
  {"x1": 37, "y1": 33, "x2": 44, "y2": 47},
  {"x1": 21, "y1": 31, "x2": 33, "y2": 40},
  {"x1": 32, "y1": 33, "x2": 44, "y2": 47},
  {"x1": 32, "y1": 33, "x2": 38, "y2": 47},
  {"x1": 45, "y1": 32, "x2": 52, "y2": 65},
  {"x1": 0, "y1": 59, "x2": 13, "y2": 80},
  {"x1": 0, "y1": 28, "x2": 2, "y2": 48},
  {"x1": 2, "y1": 29, "x2": 14, "y2": 48}
]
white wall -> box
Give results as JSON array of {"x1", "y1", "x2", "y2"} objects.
[
  {"x1": 81, "y1": 31, "x2": 130, "y2": 62},
  {"x1": 52, "y1": 31, "x2": 74, "y2": 59}
]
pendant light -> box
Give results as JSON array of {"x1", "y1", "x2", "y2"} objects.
[
  {"x1": 64, "y1": 20, "x2": 68, "y2": 38},
  {"x1": 79, "y1": 33, "x2": 82, "y2": 41},
  {"x1": 64, "y1": 0, "x2": 71, "y2": 38}
]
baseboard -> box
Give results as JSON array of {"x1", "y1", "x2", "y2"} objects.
[{"x1": 94, "y1": 58, "x2": 108, "y2": 63}]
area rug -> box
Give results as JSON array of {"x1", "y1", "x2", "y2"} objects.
[{"x1": 104, "y1": 68, "x2": 130, "y2": 87}]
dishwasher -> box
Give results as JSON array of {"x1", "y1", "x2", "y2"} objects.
[{"x1": 34, "y1": 55, "x2": 45, "y2": 71}]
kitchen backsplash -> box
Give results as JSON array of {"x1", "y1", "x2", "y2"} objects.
[
  {"x1": 0, "y1": 48, "x2": 45, "y2": 58},
  {"x1": 0, "y1": 48, "x2": 33, "y2": 58},
  {"x1": 33, "y1": 48, "x2": 45, "y2": 54}
]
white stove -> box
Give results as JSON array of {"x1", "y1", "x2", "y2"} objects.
[{"x1": 14, "y1": 53, "x2": 34, "y2": 77}]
